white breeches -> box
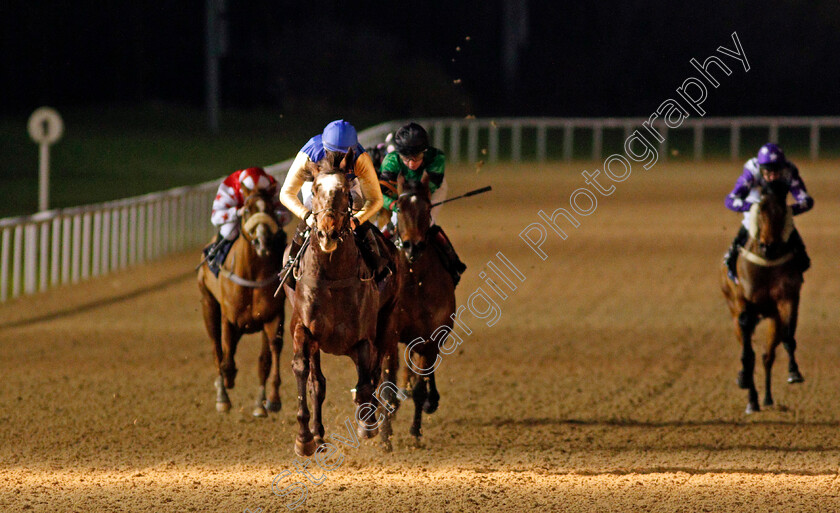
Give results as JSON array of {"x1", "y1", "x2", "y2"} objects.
[{"x1": 219, "y1": 222, "x2": 239, "y2": 240}]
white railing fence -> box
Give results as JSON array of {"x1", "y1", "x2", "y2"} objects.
[{"x1": 1, "y1": 117, "x2": 837, "y2": 303}]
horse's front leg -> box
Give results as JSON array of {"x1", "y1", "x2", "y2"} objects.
[
  {"x1": 354, "y1": 339, "x2": 379, "y2": 439},
  {"x1": 263, "y1": 316, "x2": 284, "y2": 413},
  {"x1": 199, "y1": 290, "x2": 229, "y2": 413},
  {"x1": 737, "y1": 307, "x2": 760, "y2": 414},
  {"x1": 762, "y1": 317, "x2": 782, "y2": 407},
  {"x1": 378, "y1": 338, "x2": 404, "y2": 452},
  {"x1": 309, "y1": 348, "x2": 326, "y2": 446},
  {"x1": 292, "y1": 323, "x2": 316, "y2": 457},
  {"x1": 220, "y1": 321, "x2": 240, "y2": 389},
  {"x1": 215, "y1": 320, "x2": 241, "y2": 412},
  {"x1": 405, "y1": 345, "x2": 435, "y2": 443},
  {"x1": 251, "y1": 326, "x2": 271, "y2": 418},
  {"x1": 779, "y1": 298, "x2": 804, "y2": 384}
]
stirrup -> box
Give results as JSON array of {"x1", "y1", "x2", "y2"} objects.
[{"x1": 727, "y1": 269, "x2": 738, "y2": 284}]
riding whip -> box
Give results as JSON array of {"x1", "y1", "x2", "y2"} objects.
[{"x1": 430, "y1": 185, "x2": 492, "y2": 208}]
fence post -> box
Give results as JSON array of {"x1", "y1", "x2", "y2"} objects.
[
  {"x1": 488, "y1": 123, "x2": 499, "y2": 164},
  {"x1": 433, "y1": 121, "x2": 445, "y2": 154},
  {"x1": 536, "y1": 123, "x2": 547, "y2": 163},
  {"x1": 768, "y1": 122, "x2": 778, "y2": 144},
  {"x1": 92, "y1": 212, "x2": 102, "y2": 277},
  {"x1": 81, "y1": 213, "x2": 92, "y2": 280},
  {"x1": 467, "y1": 123, "x2": 479, "y2": 163},
  {"x1": 72, "y1": 214, "x2": 82, "y2": 283},
  {"x1": 62, "y1": 217, "x2": 71, "y2": 284},
  {"x1": 730, "y1": 122, "x2": 740, "y2": 161},
  {"x1": 12, "y1": 225, "x2": 23, "y2": 298},
  {"x1": 24, "y1": 224, "x2": 37, "y2": 295},
  {"x1": 51, "y1": 217, "x2": 61, "y2": 285},
  {"x1": 809, "y1": 123, "x2": 819, "y2": 160},
  {"x1": 693, "y1": 124, "x2": 704, "y2": 161},
  {"x1": 101, "y1": 209, "x2": 111, "y2": 274},
  {"x1": 448, "y1": 122, "x2": 461, "y2": 165},
  {"x1": 563, "y1": 122, "x2": 574, "y2": 162},
  {"x1": 511, "y1": 122, "x2": 522, "y2": 163},
  {"x1": 659, "y1": 125, "x2": 668, "y2": 162},
  {"x1": 1, "y1": 228, "x2": 9, "y2": 302},
  {"x1": 39, "y1": 222, "x2": 49, "y2": 291},
  {"x1": 592, "y1": 124, "x2": 603, "y2": 161}
]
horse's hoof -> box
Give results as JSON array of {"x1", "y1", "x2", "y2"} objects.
[
  {"x1": 313, "y1": 436, "x2": 325, "y2": 447},
  {"x1": 736, "y1": 371, "x2": 750, "y2": 389},
  {"x1": 409, "y1": 425, "x2": 422, "y2": 439},
  {"x1": 763, "y1": 397, "x2": 774, "y2": 407},
  {"x1": 745, "y1": 401, "x2": 760, "y2": 414},
  {"x1": 252, "y1": 405, "x2": 268, "y2": 418},
  {"x1": 295, "y1": 438, "x2": 316, "y2": 457},
  {"x1": 788, "y1": 371, "x2": 804, "y2": 384},
  {"x1": 264, "y1": 400, "x2": 282, "y2": 412},
  {"x1": 216, "y1": 401, "x2": 231, "y2": 413},
  {"x1": 357, "y1": 425, "x2": 378, "y2": 439},
  {"x1": 423, "y1": 400, "x2": 439, "y2": 414},
  {"x1": 381, "y1": 439, "x2": 393, "y2": 453}
]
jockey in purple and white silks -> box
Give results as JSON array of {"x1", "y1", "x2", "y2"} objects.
[{"x1": 723, "y1": 143, "x2": 813, "y2": 281}]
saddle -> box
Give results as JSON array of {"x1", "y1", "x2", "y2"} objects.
[{"x1": 203, "y1": 239, "x2": 234, "y2": 278}]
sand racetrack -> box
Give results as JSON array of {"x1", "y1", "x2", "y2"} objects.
[{"x1": 2, "y1": 160, "x2": 840, "y2": 512}]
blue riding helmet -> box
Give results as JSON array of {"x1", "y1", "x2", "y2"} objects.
[
  {"x1": 322, "y1": 120, "x2": 358, "y2": 152},
  {"x1": 757, "y1": 143, "x2": 786, "y2": 169}
]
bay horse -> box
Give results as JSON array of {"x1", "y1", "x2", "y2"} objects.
[
  {"x1": 197, "y1": 189, "x2": 287, "y2": 417},
  {"x1": 283, "y1": 149, "x2": 402, "y2": 457},
  {"x1": 385, "y1": 173, "x2": 456, "y2": 445},
  {"x1": 720, "y1": 179, "x2": 804, "y2": 414}
]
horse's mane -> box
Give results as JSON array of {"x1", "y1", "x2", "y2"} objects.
[{"x1": 762, "y1": 179, "x2": 790, "y2": 201}]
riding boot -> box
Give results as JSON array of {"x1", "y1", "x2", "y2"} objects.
[
  {"x1": 725, "y1": 226, "x2": 749, "y2": 282},
  {"x1": 282, "y1": 221, "x2": 308, "y2": 271},
  {"x1": 204, "y1": 232, "x2": 228, "y2": 270},
  {"x1": 213, "y1": 238, "x2": 234, "y2": 268},
  {"x1": 428, "y1": 225, "x2": 467, "y2": 286},
  {"x1": 205, "y1": 232, "x2": 223, "y2": 255},
  {"x1": 787, "y1": 228, "x2": 811, "y2": 274},
  {"x1": 356, "y1": 222, "x2": 392, "y2": 286}
]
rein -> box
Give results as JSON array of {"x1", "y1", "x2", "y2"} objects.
[
  {"x1": 220, "y1": 268, "x2": 280, "y2": 288},
  {"x1": 243, "y1": 212, "x2": 278, "y2": 234},
  {"x1": 298, "y1": 193, "x2": 372, "y2": 288},
  {"x1": 219, "y1": 253, "x2": 280, "y2": 289}
]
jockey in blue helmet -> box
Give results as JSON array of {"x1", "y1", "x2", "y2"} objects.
[
  {"x1": 279, "y1": 120, "x2": 391, "y2": 284},
  {"x1": 723, "y1": 143, "x2": 813, "y2": 282}
]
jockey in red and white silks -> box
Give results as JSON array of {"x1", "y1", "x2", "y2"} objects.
[{"x1": 212, "y1": 167, "x2": 292, "y2": 241}]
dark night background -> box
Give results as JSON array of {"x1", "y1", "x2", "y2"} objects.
[{"x1": 3, "y1": 0, "x2": 840, "y2": 120}]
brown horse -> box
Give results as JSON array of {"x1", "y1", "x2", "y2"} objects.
[
  {"x1": 197, "y1": 189, "x2": 287, "y2": 417},
  {"x1": 385, "y1": 173, "x2": 456, "y2": 445},
  {"x1": 284, "y1": 149, "x2": 402, "y2": 456},
  {"x1": 720, "y1": 179, "x2": 804, "y2": 414}
]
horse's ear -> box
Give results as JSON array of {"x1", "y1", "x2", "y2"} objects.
[
  {"x1": 341, "y1": 148, "x2": 355, "y2": 172},
  {"x1": 420, "y1": 171, "x2": 430, "y2": 187},
  {"x1": 397, "y1": 173, "x2": 406, "y2": 194}
]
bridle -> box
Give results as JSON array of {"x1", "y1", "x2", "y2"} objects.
[
  {"x1": 394, "y1": 190, "x2": 431, "y2": 256},
  {"x1": 310, "y1": 188, "x2": 355, "y2": 245},
  {"x1": 239, "y1": 193, "x2": 280, "y2": 249}
]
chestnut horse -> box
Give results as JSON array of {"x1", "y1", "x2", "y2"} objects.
[
  {"x1": 720, "y1": 180, "x2": 804, "y2": 414},
  {"x1": 385, "y1": 173, "x2": 456, "y2": 445},
  {"x1": 197, "y1": 189, "x2": 287, "y2": 417},
  {"x1": 284, "y1": 149, "x2": 402, "y2": 456}
]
